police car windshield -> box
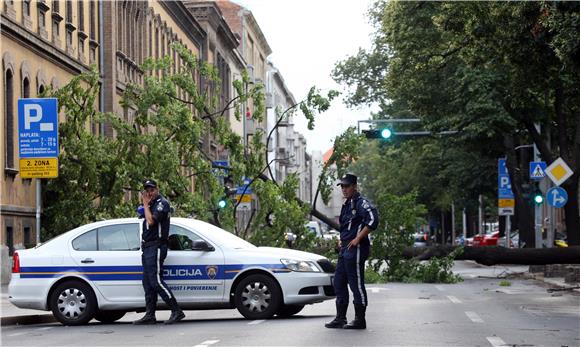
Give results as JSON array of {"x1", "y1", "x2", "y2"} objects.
[{"x1": 180, "y1": 219, "x2": 256, "y2": 249}]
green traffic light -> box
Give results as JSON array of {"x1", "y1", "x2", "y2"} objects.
[
  {"x1": 381, "y1": 128, "x2": 392, "y2": 139},
  {"x1": 218, "y1": 199, "x2": 227, "y2": 208},
  {"x1": 534, "y1": 194, "x2": 544, "y2": 205}
]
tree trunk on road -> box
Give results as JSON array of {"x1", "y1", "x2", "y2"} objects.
[{"x1": 402, "y1": 245, "x2": 580, "y2": 266}]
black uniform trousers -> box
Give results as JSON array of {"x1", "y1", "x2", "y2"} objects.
[
  {"x1": 334, "y1": 245, "x2": 369, "y2": 306},
  {"x1": 142, "y1": 243, "x2": 175, "y2": 313}
]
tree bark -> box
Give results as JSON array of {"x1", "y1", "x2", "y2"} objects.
[
  {"x1": 402, "y1": 245, "x2": 580, "y2": 266},
  {"x1": 504, "y1": 134, "x2": 535, "y2": 247}
]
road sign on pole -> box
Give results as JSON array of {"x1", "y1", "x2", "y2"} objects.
[
  {"x1": 545, "y1": 157, "x2": 573, "y2": 186},
  {"x1": 546, "y1": 187, "x2": 568, "y2": 208},
  {"x1": 498, "y1": 159, "x2": 514, "y2": 215},
  {"x1": 18, "y1": 98, "x2": 59, "y2": 178},
  {"x1": 529, "y1": 161, "x2": 546, "y2": 181}
]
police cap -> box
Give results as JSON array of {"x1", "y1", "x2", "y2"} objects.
[
  {"x1": 143, "y1": 179, "x2": 158, "y2": 189},
  {"x1": 337, "y1": 174, "x2": 358, "y2": 186}
]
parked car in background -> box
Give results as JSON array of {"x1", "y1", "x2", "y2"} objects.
[
  {"x1": 481, "y1": 231, "x2": 500, "y2": 246},
  {"x1": 498, "y1": 230, "x2": 519, "y2": 248},
  {"x1": 305, "y1": 221, "x2": 323, "y2": 238},
  {"x1": 322, "y1": 229, "x2": 339, "y2": 241},
  {"x1": 412, "y1": 232, "x2": 430, "y2": 247},
  {"x1": 472, "y1": 231, "x2": 500, "y2": 246}
]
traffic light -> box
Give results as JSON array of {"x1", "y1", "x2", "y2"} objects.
[
  {"x1": 363, "y1": 128, "x2": 393, "y2": 139},
  {"x1": 534, "y1": 191, "x2": 544, "y2": 205},
  {"x1": 217, "y1": 181, "x2": 238, "y2": 209},
  {"x1": 532, "y1": 184, "x2": 544, "y2": 205}
]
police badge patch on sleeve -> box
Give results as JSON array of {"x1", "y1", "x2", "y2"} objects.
[
  {"x1": 157, "y1": 204, "x2": 164, "y2": 212},
  {"x1": 362, "y1": 201, "x2": 370, "y2": 209}
]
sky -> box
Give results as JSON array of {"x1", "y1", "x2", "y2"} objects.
[{"x1": 237, "y1": 0, "x2": 377, "y2": 154}]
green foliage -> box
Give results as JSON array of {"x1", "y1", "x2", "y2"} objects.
[
  {"x1": 41, "y1": 42, "x2": 338, "y2": 252},
  {"x1": 333, "y1": 0, "x2": 580, "y2": 244},
  {"x1": 365, "y1": 268, "x2": 387, "y2": 284}
]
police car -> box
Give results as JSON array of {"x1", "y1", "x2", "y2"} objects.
[{"x1": 9, "y1": 218, "x2": 336, "y2": 325}]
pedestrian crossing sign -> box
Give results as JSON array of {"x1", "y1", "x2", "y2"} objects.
[{"x1": 529, "y1": 161, "x2": 546, "y2": 181}]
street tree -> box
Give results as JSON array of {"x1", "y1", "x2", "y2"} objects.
[
  {"x1": 41, "y1": 42, "x2": 339, "y2": 244},
  {"x1": 333, "y1": 1, "x2": 580, "y2": 246}
]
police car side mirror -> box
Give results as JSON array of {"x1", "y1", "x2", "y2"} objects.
[{"x1": 191, "y1": 240, "x2": 214, "y2": 252}]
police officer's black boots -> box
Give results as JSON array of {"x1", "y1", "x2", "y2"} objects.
[
  {"x1": 133, "y1": 311, "x2": 156, "y2": 325},
  {"x1": 343, "y1": 304, "x2": 366, "y2": 329},
  {"x1": 164, "y1": 298, "x2": 185, "y2": 325},
  {"x1": 324, "y1": 303, "x2": 348, "y2": 328}
]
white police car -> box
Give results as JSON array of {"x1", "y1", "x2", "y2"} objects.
[{"x1": 9, "y1": 218, "x2": 336, "y2": 325}]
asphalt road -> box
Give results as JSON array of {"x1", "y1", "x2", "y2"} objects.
[{"x1": 1, "y1": 262, "x2": 579, "y2": 347}]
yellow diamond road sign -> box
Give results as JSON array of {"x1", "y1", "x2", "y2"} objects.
[{"x1": 545, "y1": 157, "x2": 573, "y2": 186}]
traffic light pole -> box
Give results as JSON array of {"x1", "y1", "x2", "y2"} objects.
[
  {"x1": 533, "y1": 123, "x2": 543, "y2": 248},
  {"x1": 358, "y1": 119, "x2": 458, "y2": 137}
]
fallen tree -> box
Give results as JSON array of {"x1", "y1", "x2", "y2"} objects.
[{"x1": 402, "y1": 246, "x2": 580, "y2": 266}]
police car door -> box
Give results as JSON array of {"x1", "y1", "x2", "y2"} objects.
[
  {"x1": 164, "y1": 224, "x2": 225, "y2": 303},
  {"x1": 69, "y1": 221, "x2": 143, "y2": 303}
]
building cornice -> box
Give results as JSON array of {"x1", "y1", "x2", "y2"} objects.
[
  {"x1": 1, "y1": 13, "x2": 92, "y2": 75},
  {"x1": 185, "y1": 1, "x2": 239, "y2": 51},
  {"x1": 0, "y1": 204, "x2": 36, "y2": 217},
  {"x1": 159, "y1": 1, "x2": 207, "y2": 54},
  {"x1": 244, "y1": 11, "x2": 272, "y2": 57}
]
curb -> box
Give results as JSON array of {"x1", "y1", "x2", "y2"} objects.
[
  {"x1": 539, "y1": 277, "x2": 580, "y2": 294},
  {"x1": 1, "y1": 314, "x2": 56, "y2": 326}
]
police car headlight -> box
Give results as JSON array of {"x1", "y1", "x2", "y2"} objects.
[{"x1": 281, "y1": 259, "x2": 321, "y2": 272}]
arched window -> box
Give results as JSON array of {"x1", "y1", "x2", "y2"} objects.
[
  {"x1": 4, "y1": 68, "x2": 15, "y2": 170},
  {"x1": 23, "y1": 77, "x2": 30, "y2": 98}
]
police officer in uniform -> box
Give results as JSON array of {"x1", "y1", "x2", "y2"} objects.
[
  {"x1": 325, "y1": 174, "x2": 378, "y2": 330},
  {"x1": 133, "y1": 179, "x2": 185, "y2": 325}
]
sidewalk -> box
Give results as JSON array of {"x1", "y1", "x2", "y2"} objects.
[
  {"x1": 0, "y1": 285, "x2": 56, "y2": 326},
  {"x1": 451, "y1": 260, "x2": 580, "y2": 293}
]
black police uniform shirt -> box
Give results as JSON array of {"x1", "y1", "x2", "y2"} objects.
[
  {"x1": 142, "y1": 194, "x2": 171, "y2": 243},
  {"x1": 339, "y1": 192, "x2": 379, "y2": 248}
]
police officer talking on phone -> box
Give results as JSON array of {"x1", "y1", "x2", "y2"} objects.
[
  {"x1": 325, "y1": 174, "x2": 378, "y2": 330},
  {"x1": 133, "y1": 179, "x2": 185, "y2": 325}
]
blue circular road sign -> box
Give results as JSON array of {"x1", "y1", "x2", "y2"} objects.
[{"x1": 546, "y1": 187, "x2": 568, "y2": 208}]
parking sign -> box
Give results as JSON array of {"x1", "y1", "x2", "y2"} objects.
[{"x1": 18, "y1": 98, "x2": 59, "y2": 178}]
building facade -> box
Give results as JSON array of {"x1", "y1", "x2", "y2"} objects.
[
  {"x1": 216, "y1": 0, "x2": 271, "y2": 148},
  {"x1": 1, "y1": 0, "x2": 309, "y2": 262},
  {"x1": 2, "y1": 0, "x2": 101, "y2": 254}
]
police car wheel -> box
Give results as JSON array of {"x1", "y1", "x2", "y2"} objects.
[
  {"x1": 49, "y1": 280, "x2": 97, "y2": 326},
  {"x1": 234, "y1": 274, "x2": 281, "y2": 320},
  {"x1": 93, "y1": 310, "x2": 126, "y2": 324},
  {"x1": 276, "y1": 304, "x2": 304, "y2": 317}
]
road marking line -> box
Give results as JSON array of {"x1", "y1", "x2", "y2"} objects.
[
  {"x1": 435, "y1": 285, "x2": 446, "y2": 291},
  {"x1": 35, "y1": 327, "x2": 52, "y2": 331},
  {"x1": 447, "y1": 295, "x2": 462, "y2": 304},
  {"x1": 486, "y1": 336, "x2": 507, "y2": 346},
  {"x1": 248, "y1": 320, "x2": 265, "y2": 325},
  {"x1": 367, "y1": 287, "x2": 390, "y2": 293},
  {"x1": 465, "y1": 311, "x2": 484, "y2": 323},
  {"x1": 7, "y1": 332, "x2": 27, "y2": 337},
  {"x1": 193, "y1": 339, "x2": 220, "y2": 347}
]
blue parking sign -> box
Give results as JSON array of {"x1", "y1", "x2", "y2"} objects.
[
  {"x1": 18, "y1": 98, "x2": 59, "y2": 158},
  {"x1": 498, "y1": 159, "x2": 514, "y2": 199}
]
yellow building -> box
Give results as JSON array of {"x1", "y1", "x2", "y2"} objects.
[
  {"x1": 0, "y1": 0, "x2": 237, "y2": 257},
  {"x1": 2, "y1": 0, "x2": 100, "y2": 254}
]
